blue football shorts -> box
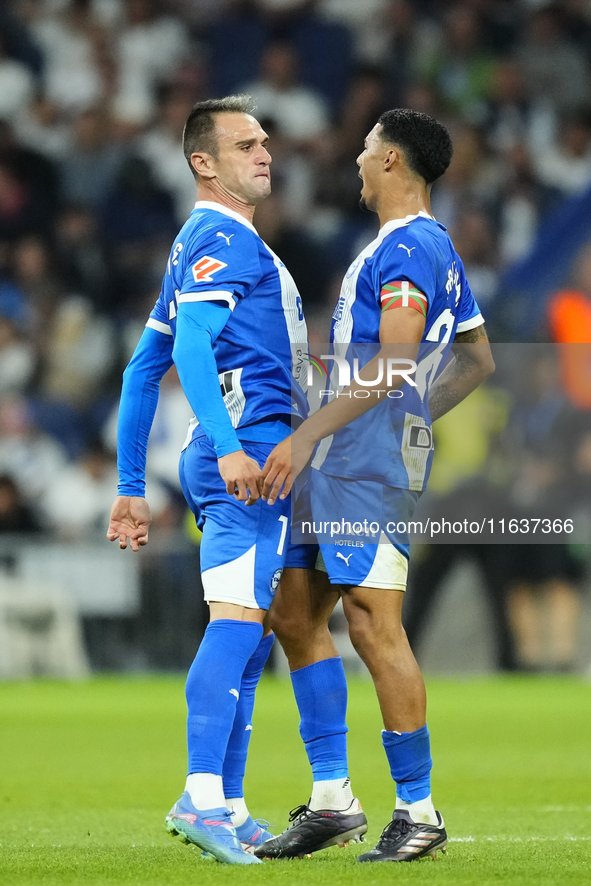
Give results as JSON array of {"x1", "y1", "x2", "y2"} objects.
[
  {"x1": 287, "y1": 468, "x2": 420, "y2": 590},
  {"x1": 284, "y1": 473, "x2": 320, "y2": 570},
  {"x1": 179, "y1": 437, "x2": 292, "y2": 610}
]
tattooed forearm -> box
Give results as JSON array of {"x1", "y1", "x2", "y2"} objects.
[
  {"x1": 427, "y1": 324, "x2": 495, "y2": 421},
  {"x1": 428, "y1": 386, "x2": 462, "y2": 422},
  {"x1": 453, "y1": 347, "x2": 477, "y2": 378},
  {"x1": 428, "y1": 351, "x2": 476, "y2": 417}
]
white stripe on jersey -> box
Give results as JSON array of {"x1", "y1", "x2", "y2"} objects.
[
  {"x1": 220, "y1": 368, "x2": 246, "y2": 428},
  {"x1": 146, "y1": 318, "x2": 172, "y2": 335},
  {"x1": 263, "y1": 242, "x2": 309, "y2": 394},
  {"x1": 177, "y1": 290, "x2": 236, "y2": 310},
  {"x1": 401, "y1": 414, "x2": 432, "y2": 491},
  {"x1": 180, "y1": 367, "x2": 247, "y2": 452},
  {"x1": 456, "y1": 312, "x2": 484, "y2": 333}
]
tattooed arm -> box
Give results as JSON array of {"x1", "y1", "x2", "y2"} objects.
[{"x1": 428, "y1": 324, "x2": 495, "y2": 422}]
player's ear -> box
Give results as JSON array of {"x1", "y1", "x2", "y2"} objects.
[
  {"x1": 191, "y1": 151, "x2": 216, "y2": 180},
  {"x1": 383, "y1": 147, "x2": 398, "y2": 171}
]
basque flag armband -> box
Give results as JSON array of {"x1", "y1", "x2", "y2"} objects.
[{"x1": 380, "y1": 281, "x2": 427, "y2": 317}]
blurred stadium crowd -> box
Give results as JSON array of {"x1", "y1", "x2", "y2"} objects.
[{"x1": 0, "y1": 0, "x2": 591, "y2": 672}]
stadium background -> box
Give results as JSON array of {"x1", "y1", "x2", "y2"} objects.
[
  {"x1": 0, "y1": 3, "x2": 590, "y2": 884},
  {"x1": 1, "y1": 0, "x2": 590, "y2": 676}
]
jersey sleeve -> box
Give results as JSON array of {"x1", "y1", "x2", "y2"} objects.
[
  {"x1": 373, "y1": 235, "x2": 436, "y2": 315},
  {"x1": 178, "y1": 221, "x2": 261, "y2": 312},
  {"x1": 172, "y1": 299, "x2": 242, "y2": 458},
  {"x1": 456, "y1": 268, "x2": 484, "y2": 333},
  {"x1": 117, "y1": 326, "x2": 175, "y2": 496},
  {"x1": 146, "y1": 289, "x2": 173, "y2": 337}
]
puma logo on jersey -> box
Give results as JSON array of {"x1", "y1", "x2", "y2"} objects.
[
  {"x1": 216, "y1": 232, "x2": 234, "y2": 246},
  {"x1": 229, "y1": 688, "x2": 239, "y2": 699},
  {"x1": 192, "y1": 256, "x2": 228, "y2": 282},
  {"x1": 398, "y1": 244, "x2": 416, "y2": 257},
  {"x1": 336, "y1": 552, "x2": 353, "y2": 566}
]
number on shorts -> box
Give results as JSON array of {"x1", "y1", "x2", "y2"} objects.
[{"x1": 277, "y1": 515, "x2": 289, "y2": 555}]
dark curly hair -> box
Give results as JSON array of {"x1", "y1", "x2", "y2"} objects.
[{"x1": 377, "y1": 108, "x2": 453, "y2": 184}]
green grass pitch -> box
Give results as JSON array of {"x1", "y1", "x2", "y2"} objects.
[{"x1": 1, "y1": 675, "x2": 590, "y2": 885}]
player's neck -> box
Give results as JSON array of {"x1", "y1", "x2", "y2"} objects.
[
  {"x1": 196, "y1": 181, "x2": 256, "y2": 224},
  {"x1": 376, "y1": 184, "x2": 432, "y2": 228}
]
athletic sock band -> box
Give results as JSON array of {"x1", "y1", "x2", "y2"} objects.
[
  {"x1": 222, "y1": 631, "x2": 275, "y2": 798},
  {"x1": 291, "y1": 657, "x2": 349, "y2": 781},
  {"x1": 186, "y1": 619, "x2": 263, "y2": 775},
  {"x1": 382, "y1": 724, "x2": 432, "y2": 803}
]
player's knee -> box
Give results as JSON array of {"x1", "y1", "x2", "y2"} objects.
[
  {"x1": 267, "y1": 605, "x2": 306, "y2": 648},
  {"x1": 269, "y1": 607, "x2": 330, "y2": 664},
  {"x1": 266, "y1": 605, "x2": 288, "y2": 641},
  {"x1": 345, "y1": 597, "x2": 406, "y2": 659},
  {"x1": 346, "y1": 605, "x2": 374, "y2": 657}
]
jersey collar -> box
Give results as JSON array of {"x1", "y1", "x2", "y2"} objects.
[
  {"x1": 193, "y1": 200, "x2": 258, "y2": 233},
  {"x1": 379, "y1": 209, "x2": 436, "y2": 234}
]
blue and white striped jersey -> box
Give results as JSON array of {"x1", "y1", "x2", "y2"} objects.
[
  {"x1": 312, "y1": 212, "x2": 483, "y2": 490},
  {"x1": 148, "y1": 201, "x2": 308, "y2": 448}
]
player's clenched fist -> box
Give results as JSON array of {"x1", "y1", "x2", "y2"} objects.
[
  {"x1": 107, "y1": 495, "x2": 152, "y2": 551},
  {"x1": 218, "y1": 450, "x2": 262, "y2": 504}
]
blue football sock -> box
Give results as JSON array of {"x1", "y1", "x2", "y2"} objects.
[
  {"x1": 382, "y1": 724, "x2": 432, "y2": 802},
  {"x1": 222, "y1": 631, "x2": 275, "y2": 799},
  {"x1": 291, "y1": 657, "x2": 349, "y2": 781},
  {"x1": 186, "y1": 619, "x2": 263, "y2": 775}
]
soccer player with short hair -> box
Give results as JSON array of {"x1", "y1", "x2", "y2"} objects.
[
  {"x1": 107, "y1": 95, "x2": 308, "y2": 865},
  {"x1": 256, "y1": 109, "x2": 495, "y2": 862}
]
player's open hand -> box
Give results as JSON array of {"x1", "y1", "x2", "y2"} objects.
[
  {"x1": 107, "y1": 495, "x2": 152, "y2": 551},
  {"x1": 261, "y1": 433, "x2": 315, "y2": 505},
  {"x1": 218, "y1": 450, "x2": 262, "y2": 504}
]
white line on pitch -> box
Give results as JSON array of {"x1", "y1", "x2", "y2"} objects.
[{"x1": 450, "y1": 836, "x2": 591, "y2": 843}]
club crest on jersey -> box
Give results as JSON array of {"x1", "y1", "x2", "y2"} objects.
[
  {"x1": 270, "y1": 568, "x2": 283, "y2": 592},
  {"x1": 192, "y1": 256, "x2": 228, "y2": 283}
]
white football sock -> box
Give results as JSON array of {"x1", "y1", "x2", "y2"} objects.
[
  {"x1": 395, "y1": 794, "x2": 438, "y2": 826},
  {"x1": 225, "y1": 797, "x2": 250, "y2": 827},
  {"x1": 185, "y1": 773, "x2": 226, "y2": 811},
  {"x1": 310, "y1": 776, "x2": 355, "y2": 811}
]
